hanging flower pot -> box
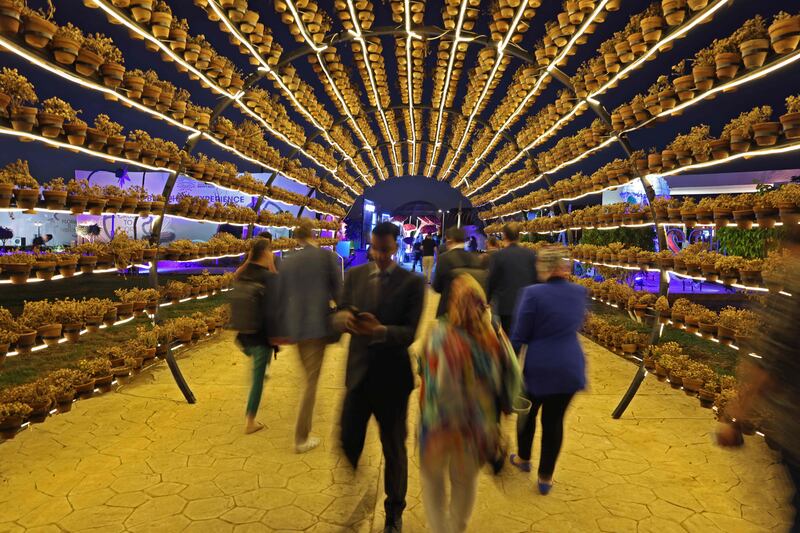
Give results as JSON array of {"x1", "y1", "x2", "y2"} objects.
[
  {"x1": 709, "y1": 138, "x2": 730, "y2": 160},
  {"x1": 66, "y1": 193, "x2": 88, "y2": 214},
  {"x1": 122, "y1": 73, "x2": 144, "y2": 99},
  {"x1": 102, "y1": 306, "x2": 117, "y2": 326},
  {"x1": 754, "y1": 207, "x2": 779, "y2": 229},
  {"x1": 50, "y1": 34, "x2": 81, "y2": 65},
  {"x1": 36, "y1": 111, "x2": 64, "y2": 139},
  {"x1": 729, "y1": 128, "x2": 751, "y2": 153},
  {"x1": 75, "y1": 47, "x2": 103, "y2": 77},
  {"x1": 120, "y1": 196, "x2": 138, "y2": 213},
  {"x1": 62, "y1": 322, "x2": 83, "y2": 343},
  {"x1": 752, "y1": 122, "x2": 781, "y2": 146},
  {"x1": 99, "y1": 62, "x2": 125, "y2": 90},
  {"x1": 85, "y1": 196, "x2": 107, "y2": 216},
  {"x1": 78, "y1": 254, "x2": 97, "y2": 273},
  {"x1": 21, "y1": 12, "x2": 56, "y2": 49},
  {"x1": 34, "y1": 260, "x2": 56, "y2": 280},
  {"x1": 640, "y1": 16, "x2": 664, "y2": 45},
  {"x1": 627, "y1": 32, "x2": 647, "y2": 57},
  {"x1": 10, "y1": 105, "x2": 36, "y2": 132},
  {"x1": 740, "y1": 39, "x2": 770, "y2": 70},
  {"x1": 149, "y1": 9, "x2": 171, "y2": 38},
  {"x1": 732, "y1": 208, "x2": 756, "y2": 230},
  {"x1": 64, "y1": 121, "x2": 87, "y2": 146},
  {"x1": 779, "y1": 111, "x2": 800, "y2": 139},
  {"x1": 130, "y1": 0, "x2": 154, "y2": 23},
  {"x1": 778, "y1": 202, "x2": 800, "y2": 225},
  {"x1": 687, "y1": 0, "x2": 708, "y2": 10},
  {"x1": 13, "y1": 187, "x2": 39, "y2": 210},
  {"x1": 37, "y1": 323, "x2": 62, "y2": 346},
  {"x1": 769, "y1": 15, "x2": 800, "y2": 55},
  {"x1": 57, "y1": 256, "x2": 78, "y2": 277},
  {"x1": 41, "y1": 188, "x2": 67, "y2": 210},
  {"x1": 106, "y1": 134, "x2": 125, "y2": 156},
  {"x1": 3, "y1": 262, "x2": 31, "y2": 284},
  {"x1": 658, "y1": 89, "x2": 677, "y2": 111},
  {"x1": 85, "y1": 128, "x2": 107, "y2": 151},
  {"x1": 692, "y1": 65, "x2": 715, "y2": 92},
  {"x1": 662, "y1": 0, "x2": 686, "y2": 26},
  {"x1": 0, "y1": 0, "x2": 22, "y2": 35},
  {"x1": 14, "y1": 329, "x2": 36, "y2": 354},
  {"x1": 673, "y1": 75, "x2": 695, "y2": 101},
  {"x1": 714, "y1": 52, "x2": 741, "y2": 82}
]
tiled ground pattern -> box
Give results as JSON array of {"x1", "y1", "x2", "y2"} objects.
[{"x1": 0, "y1": 291, "x2": 793, "y2": 532}]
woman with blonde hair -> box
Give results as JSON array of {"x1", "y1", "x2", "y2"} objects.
[
  {"x1": 509, "y1": 245, "x2": 587, "y2": 495},
  {"x1": 418, "y1": 274, "x2": 521, "y2": 533}
]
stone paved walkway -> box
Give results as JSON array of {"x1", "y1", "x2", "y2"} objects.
[{"x1": 0, "y1": 290, "x2": 794, "y2": 532}]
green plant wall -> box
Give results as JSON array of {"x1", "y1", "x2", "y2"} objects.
[
  {"x1": 716, "y1": 227, "x2": 783, "y2": 259},
  {"x1": 579, "y1": 227, "x2": 656, "y2": 251}
]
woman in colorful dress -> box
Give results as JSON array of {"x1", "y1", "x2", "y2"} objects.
[{"x1": 418, "y1": 274, "x2": 521, "y2": 533}]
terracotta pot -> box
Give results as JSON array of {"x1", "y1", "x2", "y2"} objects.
[
  {"x1": 64, "y1": 122, "x2": 87, "y2": 146},
  {"x1": 709, "y1": 139, "x2": 730, "y2": 160},
  {"x1": 733, "y1": 208, "x2": 755, "y2": 230},
  {"x1": 778, "y1": 203, "x2": 800, "y2": 225},
  {"x1": 75, "y1": 47, "x2": 103, "y2": 77},
  {"x1": 41, "y1": 189, "x2": 67, "y2": 210},
  {"x1": 150, "y1": 10, "x2": 171, "y2": 38},
  {"x1": 22, "y1": 12, "x2": 56, "y2": 49},
  {"x1": 37, "y1": 323, "x2": 62, "y2": 346},
  {"x1": 13, "y1": 187, "x2": 39, "y2": 210},
  {"x1": 640, "y1": 16, "x2": 664, "y2": 45},
  {"x1": 754, "y1": 207, "x2": 779, "y2": 229},
  {"x1": 687, "y1": 0, "x2": 708, "y2": 10},
  {"x1": 130, "y1": 0, "x2": 154, "y2": 23},
  {"x1": 662, "y1": 0, "x2": 686, "y2": 26},
  {"x1": 85, "y1": 197, "x2": 107, "y2": 216},
  {"x1": 62, "y1": 322, "x2": 83, "y2": 343},
  {"x1": 57, "y1": 258, "x2": 77, "y2": 277},
  {"x1": 3, "y1": 262, "x2": 32, "y2": 284},
  {"x1": 66, "y1": 194, "x2": 88, "y2": 214},
  {"x1": 10, "y1": 105, "x2": 36, "y2": 132},
  {"x1": 106, "y1": 134, "x2": 125, "y2": 156},
  {"x1": 99, "y1": 62, "x2": 125, "y2": 89},
  {"x1": 673, "y1": 74, "x2": 695, "y2": 101},
  {"x1": 752, "y1": 122, "x2": 781, "y2": 147},
  {"x1": 729, "y1": 129, "x2": 751, "y2": 154},
  {"x1": 769, "y1": 15, "x2": 800, "y2": 55},
  {"x1": 50, "y1": 35, "x2": 81, "y2": 65},
  {"x1": 33, "y1": 261, "x2": 55, "y2": 280},
  {"x1": 0, "y1": 1, "x2": 22, "y2": 35},
  {"x1": 740, "y1": 39, "x2": 770, "y2": 70},
  {"x1": 36, "y1": 112, "x2": 64, "y2": 138},
  {"x1": 647, "y1": 153, "x2": 663, "y2": 173},
  {"x1": 779, "y1": 112, "x2": 800, "y2": 140},
  {"x1": 123, "y1": 75, "x2": 145, "y2": 99},
  {"x1": 78, "y1": 254, "x2": 97, "y2": 273},
  {"x1": 0, "y1": 182, "x2": 12, "y2": 208},
  {"x1": 692, "y1": 65, "x2": 715, "y2": 92},
  {"x1": 14, "y1": 330, "x2": 36, "y2": 354},
  {"x1": 102, "y1": 307, "x2": 117, "y2": 326},
  {"x1": 714, "y1": 52, "x2": 741, "y2": 82},
  {"x1": 85, "y1": 128, "x2": 108, "y2": 151}
]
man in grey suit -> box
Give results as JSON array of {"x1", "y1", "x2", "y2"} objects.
[
  {"x1": 487, "y1": 222, "x2": 538, "y2": 334},
  {"x1": 432, "y1": 226, "x2": 482, "y2": 317},
  {"x1": 279, "y1": 220, "x2": 341, "y2": 453},
  {"x1": 335, "y1": 222, "x2": 425, "y2": 533}
]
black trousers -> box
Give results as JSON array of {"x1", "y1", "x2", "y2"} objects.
[
  {"x1": 411, "y1": 254, "x2": 422, "y2": 272},
  {"x1": 499, "y1": 314, "x2": 514, "y2": 335},
  {"x1": 341, "y1": 383, "x2": 410, "y2": 525},
  {"x1": 516, "y1": 392, "x2": 574, "y2": 478}
]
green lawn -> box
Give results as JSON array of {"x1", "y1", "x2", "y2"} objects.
[{"x1": 0, "y1": 292, "x2": 230, "y2": 390}]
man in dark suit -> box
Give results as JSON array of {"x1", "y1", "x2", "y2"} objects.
[
  {"x1": 432, "y1": 226, "x2": 482, "y2": 317},
  {"x1": 279, "y1": 221, "x2": 341, "y2": 453},
  {"x1": 487, "y1": 222, "x2": 538, "y2": 334},
  {"x1": 335, "y1": 222, "x2": 425, "y2": 533}
]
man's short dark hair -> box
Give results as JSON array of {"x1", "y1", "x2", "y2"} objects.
[
  {"x1": 372, "y1": 221, "x2": 399, "y2": 239},
  {"x1": 446, "y1": 226, "x2": 465, "y2": 243},
  {"x1": 502, "y1": 223, "x2": 520, "y2": 241},
  {"x1": 45, "y1": 234, "x2": 53, "y2": 241},
  {"x1": 249, "y1": 238, "x2": 271, "y2": 261},
  {"x1": 294, "y1": 220, "x2": 313, "y2": 241},
  {"x1": 258, "y1": 230, "x2": 273, "y2": 241}
]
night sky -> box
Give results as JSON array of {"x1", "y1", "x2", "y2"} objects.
[{"x1": 1, "y1": 1, "x2": 797, "y2": 210}]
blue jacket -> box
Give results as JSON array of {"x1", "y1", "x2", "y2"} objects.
[{"x1": 510, "y1": 278, "x2": 587, "y2": 396}]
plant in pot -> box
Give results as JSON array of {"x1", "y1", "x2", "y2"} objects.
[
  {"x1": 0, "y1": 401, "x2": 32, "y2": 437},
  {"x1": 50, "y1": 21, "x2": 84, "y2": 66},
  {"x1": 0, "y1": 0, "x2": 24, "y2": 35},
  {"x1": 695, "y1": 307, "x2": 719, "y2": 339},
  {"x1": 654, "y1": 295, "x2": 670, "y2": 323},
  {"x1": 154, "y1": 322, "x2": 174, "y2": 356},
  {"x1": 81, "y1": 297, "x2": 114, "y2": 331},
  {"x1": 761, "y1": 248, "x2": 791, "y2": 293},
  {"x1": 732, "y1": 15, "x2": 770, "y2": 70},
  {"x1": 0, "y1": 159, "x2": 38, "y2": 210},
  {"x1": 752, "y1": 184, "x2": 779, "y2": 228},
  {"x1": 724, "y1": 106, "x2": 774, "y2": 154},
  {"x1": 660, "y1": 353, "x2": 690, "y2": 389},
  {"x1": 37, "y1": 96, "x2": 79, "y2": 139},
  {"x1": 682, "y1": 361, "x2": 716, "y2": 395},
  {"x1": 711, "y1": 36, "x2": 741, "y2": 82},
  {"x1": 169, "y1": 315, "x2": 196, "y2": 343},
  {"x1": 0, "y1": 67, "x2": 37, "y2": 132},
  {"x1": 0, "y1": 328, "x2": 18, "y2": 367},
  {"x1": 691, "y1": 44, "x2": 716, "y2": 93},
  {"x1": 52, "y1": 298, "x2": 85, "y2": 343},
  {"x1": 65, "y1": 178, "x2": 91, "y2": 214},
  {"x1": 769, "y1": 11, "x2": 800, "y2": 55},
  {"x1": 31, "y1": 250, "x2": 57, "y2": 280},
  {"x1": 149, "y1": 0, "x2": 172, "y2": 39},
  {"x1": 19, "y1": 298, "x2": 61, "y2": 345},
  {"x1": 88, "y1": 33, "x2": 125, "y2": 91},
  {"x1": 78, "y1": 357, "x2": 113, "y2": 389},
  {"x1": 40, "y1": 176, "x2": 68, "y2": 210},
  {"x1": 47, "y1": 368, "x2": 85, "y2": 412},
  {"x1": 0, "y1": 306, "x2": 34, "y2": 353},
  {"x1": 91, "y1": 113, "x2": 124, "y2": 156},
  {"x1": 20, "y1": 1, "x2": 56, "y2": 49},
  {"x1": 780, "y1": 94, "x2": 800, "y2": 140}
]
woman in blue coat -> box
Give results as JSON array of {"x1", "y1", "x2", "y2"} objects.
[{"x1": 508, "y1": 246, "x2": 587, "y2": 495}]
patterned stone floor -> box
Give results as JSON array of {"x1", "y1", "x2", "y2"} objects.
[{"x1": 0, "y1": 290, "x2": 794, "y2": 532}]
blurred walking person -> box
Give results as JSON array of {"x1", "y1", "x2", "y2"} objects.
[
  {"x1": 280, "y1": 220, "x2": 341, "y2": 453},
  {"x1": 432, "y1": 227, "x2": 483, "y2": 317},
  {"x1": 421, "y1": 233, "x2": 437, "y2": 283},
  {"x1": 481, "y1": 236, "x2": 501, "y2": 268},
  {"x1": 509, "y1": 246, "x2": 587, "y2": 495},
  {"x1": 410, "y1": 238, "x2": 422, "y2": 273},
  {"x1": 717, "y1": 226, "x2": 800, "y2": 532},
  {"x1": 487, "y1": 222, "x2": 538, "y2": 334},
  {"x1": 230, "y1": 238, "x2": 282, "y2": 434},
  {"x1": 335, "y1": 222, "x2": 425, "y2": 533},
  {"x1": 419, "y1": 274, "x2": 521, "y2": 533}
]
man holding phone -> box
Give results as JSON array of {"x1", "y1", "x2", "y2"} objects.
[{"x1": 335, "y1": 222, "x2": 425, "y2": 533}]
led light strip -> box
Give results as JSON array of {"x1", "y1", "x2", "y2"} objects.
[
  {"x1": 437, "y1": 1, "x2": 532, "y2": 182},
  {"x1": 282, "y1": 0, "x2": 386, "y2": 182},
  {"x1": 0, "y1": 264, "x2": 150, "y2": 285},
  {"x1": 403, "y1": 0, "x2": 418, "y2": 175},
  {"x1": 456, "y1": 0, "x2": 610, "y2": 189},
  {"x1": 426, "y1": 0, "x2": 470, "y2": 176},
  {"x1": 202, "y1": 1, "x2": 367, "y2": 189},
  {"x1": 344, "y1": 0, "x2": 402, "y2": 176},
  {"x1": 90, "y1": 0, "x2": 354, "y2": 196}
]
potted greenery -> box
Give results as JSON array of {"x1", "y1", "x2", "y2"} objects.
[
  {"x1": 52, "y1": 298, "x2": 85, "y2": 343},
  {"x1": 37, "y1": 96, "x2": 78, "y2": 139},
  {"x1": 769, "y1": 11, "x2": 800, "y2": 55},
  {"x1": 762, "y1": 248, "x2": 790, "y2": 293},
  {"x1": 0, "y1": 402, "x2": 32, "y2": 438},
  {"x1": 47, "y1": 368, "x2": 84, "y2": 412},
  {"x1": 691, "y1": 45, "x2": 716, "y2": 93},
  {"x1": 130, "y1": 0, "x2": 154, "y2": 24},
  {"x1": 63, "y1": 114, "x2": 87, "y2": 146},
  {"x1": 735, "y1": 16, "x2": 770, "y2": 70},
  {"x1": 0, "y1": 0, "x2": 24, "y2": 35},
  {"x1": 91, "y1": 113, "x2": 123, "y2": 155},
  {"x1": 78, "y1": 357, "x2": 112, "y2": 389},
  {"x1": 0, "y1": 67, "x2": 37, "y2": 132},
  {"x1": 50, "y1": 21, "x2": 83, "y2": 65},
  {"x1": 33, "y1": 251, "x2": 57, "y2": 280},
  {"x1": 19, "y1": 299, "x2": 61, "y2": 345},
  {"x1": 90, "y1": 33, "x2": 125, "y2": 90},
  {"x1": 0, "y1": 160, "x2": 38, "y2": 210},
  {"x1": 639, "y1": 4, "x2": 664, "y2": 45},
  {"x1": 150, "y1": 0, "x2": 172, "y2": 39},
  {"x1": 21, "y1": 3, "x2": 56, "y2": 49}
]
